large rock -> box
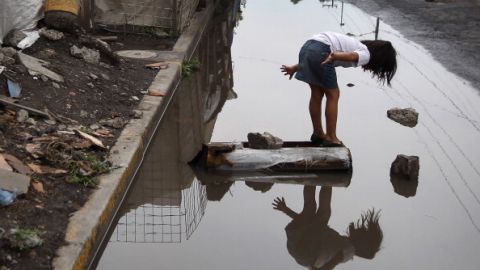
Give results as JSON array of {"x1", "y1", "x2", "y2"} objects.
[
  {"x1": 247, "y1": 132, "x2": 283, "y2": 149},
  {"x1": 0, "y1": 47, "x2": 17, "y2": 58},
  {"x1": 70, "y1": 45, "x2": 100, "y2": 64},
  {"x1": 390, "y1": 154, "x2": 419, "y2": 181},
  {"x1": 387, "y1": 107, "x2": 418, "y2": 127}
]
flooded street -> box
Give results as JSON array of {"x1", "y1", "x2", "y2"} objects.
[{"x1": 97, "y1": 0, "x2": 480, "y2": 269}]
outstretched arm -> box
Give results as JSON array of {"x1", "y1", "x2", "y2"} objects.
[
  {"x1": 281, "y1": 64, "x2": 299, "y2": 80},
  {"x1": 322, "y1": 52, "x2": 359, "y2": 65},
  {"x1": 273, "y1": 197, "x2": 298, "y2": 219}
]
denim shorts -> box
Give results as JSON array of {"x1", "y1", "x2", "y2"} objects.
[{"x1": 295, "y1": 40, "x2": 338, "y2": 89}]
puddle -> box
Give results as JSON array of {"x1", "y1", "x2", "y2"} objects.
[{"x1": 97, "y1": 0, "x2": 480, "y2": 269}]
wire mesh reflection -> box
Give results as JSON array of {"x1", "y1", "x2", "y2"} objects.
[{"x1": 111, "y1": 179, "x2": 206, "y2": 243}]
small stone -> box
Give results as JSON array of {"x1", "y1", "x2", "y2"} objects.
[
  {"x1": 0, "y1": 47, "x2": 17, "y2": 58},
  {"x1": 52, "y1": 82, "x2": 61, "y2": 89},
  {"x1": 87, "y1": 82, "x2": 95, "y2": 88},
  {"x1": 2, "y1": 56, "x2": 15, "y2": 65},
  {"x1": 70, "y1": 45, "x2": 100, "y2": 64},
  {"x1": 140, "y1": 91, "x2": 148, "y2": 95},
  {"x1": 80, "y1": 110, "x2": 88, "y2": 118},
  {"x1": 4, "y1": 30, "x2": 27, "y2": 48},
  {"x1": 99, "y1": 62, "x2": 111, "y2": 69},
  {"x1": 387, "y1": 107, "x2": 419, "y2": 127},
  {"x1": 26, "y1": 118, "x2": 36, "y2": 125},
  {"x1": 100, "y1": 117, "x2": 128, "y2": 129},
  {"x1": 132, "y1": 110, "x2": 143, "y2": 119},
  {"x1": 100, "y1": 73, "x2": 110, "y2": 80},
  {"x1": 39, "y1": 28, "x2": 64, "y2": 41},
  {"x1": 390, "y1": 154, "x2": 420, "y2": 181},
  {"x1": 247, "y1": 132, "x2": 283, "y2": 149},
  {"x1": 40, "y1": 75, "x2": 49, "y2": 82},
  {"x1": 36, "y1": 48, "x2": 56, "y2": 59},
  {"x1": 89, "y1": 124, "x2": 100, "y2": 130},
  {"x1": 89, "y1": 73, "x2": 98, "y2": 80},
  {"x1": 44, "y1": 119, "x2": 56, "y2": 125},
  {"x1": 131, "y1": 96, "x2": 140, "y2": 101},
  {"x1": 16, "y1": 110, "x2": 29, "y2": 122},
  {"x1": 12, "y1": 64, "x2": 27, "y2": 74}
]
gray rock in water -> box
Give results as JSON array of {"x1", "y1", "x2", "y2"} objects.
[
  {"x1": 247, "y1": 132, "x2": 283, "y2": 149},
  {"x1": 387, "y1": 107, "x2": 418, "y2": 127},
  {"x1": 390, "y1": 154, "x2": 420, "y2": 181},
  {"x1": 70, "y1": 45, "x2": 100, "y2": 64},
  {"x1": 16, "y1": 110, "x2": 29, "y2": 123},
  {"x1": 39, "y1": 28, "x2": 65, "y2": 41}
]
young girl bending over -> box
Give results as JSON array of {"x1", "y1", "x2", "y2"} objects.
[{"x1": 281, "y1": 31, "x2": 397, "y2": 147}]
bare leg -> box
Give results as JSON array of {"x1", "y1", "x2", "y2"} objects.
[
  {"x1": 316, "y1": 186, "x2": 332, "y2": 224},
  {"x1": 324, "y1": 88, "x2": 341, "y2": 144},
  {"x1": 309, "y1": 84, "x2": 326, "y2": 138}
]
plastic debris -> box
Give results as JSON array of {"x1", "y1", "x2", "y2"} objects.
[
  {"x1": 0, "y1": 189, "x2": 15, "y2": 207},
  {"x1": 7, "y1": 79, "x2": 21, "y2": 98}
]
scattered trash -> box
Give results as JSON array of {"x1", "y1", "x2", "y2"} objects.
[
  {"x1": 30, "y1": 180, "x2": 45, "y2": 193},
  {"x1": 5, "y1": 229, "x2": 43, "y2": 250},
  {"x1": 0, "y1": 189, "x2": 15, "y2": 207},
  {"x1": 6, "y1": 78, "x2": 21, "y2": 98},
  {"x1": 70, "y1": 45, "x2": 100, "y2": 64},
  {"x1": 0, "y1": 154, "x2": 13, "y2": 171},
  {"x1": 148, "y1": 89, "x2": 166, "y2": 96},
  {"x1": 74, "y1": 129, "x2": 106, "y2": 149},
  {"x1": 16, "y1": 30, "x2": 40, "y2": 50},
  {"x1": 145, "y1": 62, "x2": 169, "y2": 70},
  {"x1": 3, "y1": 154, "x2": 33, "y2": 176},
  {"x1": 387, "y1": 107, "x2": 419, "y2": 127},
  {"x1": 247, "y1": 132, "x2": 283, "y2": 149},
  {"x1": 28, "y1": 163, "x2": 67, "y2": 175},
  {"x1": 0, "y1": 168, "x2": 31, "y2": 194},
  {"x1": 390, "y1": 154, "x2": 420, "y2": 181}
]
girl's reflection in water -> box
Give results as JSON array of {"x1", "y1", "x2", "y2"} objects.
[{"x1": 273, "y1": 186, "x2": 383, "y2": 270}]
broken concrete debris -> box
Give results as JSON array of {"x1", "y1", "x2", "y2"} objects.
[
  {"x1": 16, "y1": 52, "x2": 64, "y2": 82},
  {"x1": 387, "y1": 107, "x2": 419, "y2": 127},
  {"x1": 100, "y1": 117, "x2": 128, "y2": 129},
  {"x1": 36, "y1": 48, "x2": 56, "y2": 59},
  {"x1": 247, "y1": 132, "x2": 283, "y2": 149},
  {"x1": 390, "y1": 154, "x2": 420, "y2": 181},
  {"x1": 70, "y1": 45, "x2": 100, "y2": 64},
  {"x1": 39, "y1": 28, "x2": 65, "y2": 41},
  {"x1": 0, "y1": 169, "x2": 31, "y2": 195}
]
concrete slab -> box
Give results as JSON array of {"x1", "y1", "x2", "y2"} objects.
[
  {"x1": 16, "y1": 52, "x2": 65, "y2": 82},
  {"x1": 0, "y1": 169, "x2": 31, "y2": 194}
]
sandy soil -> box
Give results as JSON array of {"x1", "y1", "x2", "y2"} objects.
[{"x1": 346, "y1": 0, "x2": 480, "y2": 90}]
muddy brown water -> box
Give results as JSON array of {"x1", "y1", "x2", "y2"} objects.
[{"x1": 97, "y1": 1, "x2": 480, "y2": 269}]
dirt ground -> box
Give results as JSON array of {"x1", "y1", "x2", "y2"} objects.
[
  {"x1": 0, "y1": 27, "x2": 175, "y2": 270},
  {"x1": 345, "y1": 0, "x2": 480, "y2": 91}
]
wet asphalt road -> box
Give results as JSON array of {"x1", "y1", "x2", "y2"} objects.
[{"x1": 345, "y1": 0, "x2": 480, "y2": 90}]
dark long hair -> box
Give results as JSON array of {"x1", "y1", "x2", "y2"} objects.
[
  {"x1": 347, "y1": 208, "x2": 383, "y2": 259},
  {"x1": 361, "y1": 40, "x2": 397, "y2": 86}
]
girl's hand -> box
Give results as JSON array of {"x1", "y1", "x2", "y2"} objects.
[
  {"x1": 322, "y1": 52, "x2": 334, "y2": 65},
  {"x1": 281, "y1": 65, "x2": 297, "y2": 80},
  {"x1": 272, "y1": 197, "x2": 288, "y2": 212}
]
